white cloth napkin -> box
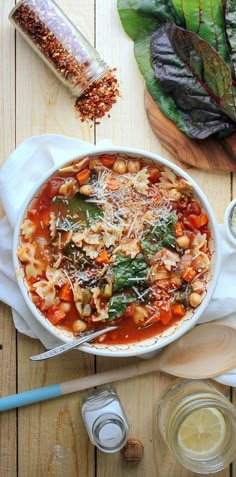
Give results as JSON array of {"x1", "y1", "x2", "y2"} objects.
[{"x1": 0, "y1": 135, "x2": 236, "y2": 386}]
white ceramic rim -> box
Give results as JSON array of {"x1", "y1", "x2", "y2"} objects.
[{"x1": 13, "y1": 146, "x2": 221, "y2": 357}]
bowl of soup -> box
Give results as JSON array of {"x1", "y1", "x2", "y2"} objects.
[{"x1": 13, "y1": 147, "x2": 221, "y2": 356}]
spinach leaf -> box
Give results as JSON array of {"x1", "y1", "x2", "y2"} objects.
[
  {"x1": 113, "y1": 253, "x2": 149, "y2": 291},
  {"x1": 141, "y1": 212, "x2": 177, "y2": 258},
  {"x1": 67, "y1": 193, "x2": 104, "y2": 226},
  {"x1": 225, "y1": 0, "x2": 236, "y2": 76},
  {"x1": 150, "y1": 23, "x2": 236, "y2": 138},
  {"x1": 171, "y1": 0, "x2": 230, "y2": 66},
  {"x1": 108, "y1": 294, "x2": 136, "y2": 321}
]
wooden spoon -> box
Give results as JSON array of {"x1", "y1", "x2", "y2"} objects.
[{"x1": 0, "y1": 322, "x2": 235, "y2": 412}]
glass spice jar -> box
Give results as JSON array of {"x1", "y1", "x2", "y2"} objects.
[
  {"x1": 81, "y1": 385, "x2": 130, "y2": 453},
  {"x1": 157, "y1": 379, "x2": 236, "y2": 474},
  {"x1": 9, "y1": 0, "x2": 108, "y2": 97}
]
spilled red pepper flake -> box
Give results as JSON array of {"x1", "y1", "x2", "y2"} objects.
[{"x1": 74, "y1": 68, "x2": 120, "y2": 123}]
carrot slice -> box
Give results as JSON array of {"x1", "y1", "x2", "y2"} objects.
[
  {"x1": 76, "y1": 168, "x2": 90, "y2": 185},
  {"x1": 95, "y1": 250, "x2": 110, "y2": 265},
  {"x1": 175, "y1": 222, "x2": 183, "y2": 237},
  {"x1": 182, "y1": 267, "x2": 197, "y2": 282},
  {"x1": 59, "y1": 282, "x2": 73, "y2": 301},
  {"x1": 198, "y1": 213, "x2": 209, "y2": 228},
  {"x1": 171, "y1": 303, "x2": 186, "y2": 317},
  {"x1": 100, "y1": 155, "x2": 116, "y2": 167}
]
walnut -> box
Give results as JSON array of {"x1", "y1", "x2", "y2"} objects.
[{"x1": 121, "y1": 438, "x2": 144, "y2": 464}]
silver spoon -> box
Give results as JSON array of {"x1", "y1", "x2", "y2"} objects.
[{"x1": 30, "y1": 326, "x2": 117, "y2": 361}]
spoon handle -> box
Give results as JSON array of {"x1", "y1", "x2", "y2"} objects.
[
  {"x1": 0, "y1": 356, "x2": 159, "y2": 412},
  {"x1": 30, "y1": 326, "x2": 117, "y2": 361}
]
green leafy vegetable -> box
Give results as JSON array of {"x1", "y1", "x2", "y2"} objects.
[
  {"x1": 117, "y1": 0, "x2": 179, "y2": 40},
  {"x1": 113, "y1": 253, "x2": 149, "y2": 291},
  {"x1": 52, "y1": 193, "x2": 104, "y2": 227},
  {"x1": 134, "y1": 34, "x2": 190, "y2": 135},
  {"x1": 141, "y1": 212, "x2": 177, "y2": 258},
  {"x1": 108, "y1": 294, "x2": 136, "y2": 321},
  {"x1": 166, "y1": 23, "x2": 236, "y2": 122},
  {"x1": 150, "y1": 23, "x2": 236, "y2": 138},
  {"x1": 171, "y1": 0, "x2": 230, "y2": 65},
  {"x1": 225, "y1": 0, "x2": 236, "y2": 76},
  {"x1": 117, "y1": 0, "x2": 236, "y2": 139}
]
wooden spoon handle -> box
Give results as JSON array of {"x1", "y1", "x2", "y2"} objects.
[
  {"x1": 61, "y1": 357, "x2": 159, "y2": 394},
  {"x1": 0, "y1": 357, "x2": 160, "y2": 412}
]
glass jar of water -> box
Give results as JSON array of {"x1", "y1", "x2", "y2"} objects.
[{"x1": 157, "y1": 379, "x2": 236, "y2": 473}]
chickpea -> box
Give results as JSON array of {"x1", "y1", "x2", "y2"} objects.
[
  {"x1": 192, "y1": 279, "x2": 204, "y2": 293},
  {"x1": 112, "y1": 159, "x2": 127, "y2": 174},
  {"x1": 79, "y1": 184, "x2": 93, "y2": 196},
  {"x1": 189, "y1": 292, "x2": 203, "y2": 308},
  {"x1": 61, "y1": 302, "x2": 71, "y2": 313},
  {"x1": 72, "y1": 319, "x2": 87, "y2": 333},
  {"x1": 176, "y1": 235, "x2": 190, "y2": 249},
  {"x1": 127, "y1": 159, "x2": 141, "y2": 173},
  {"x1": 168, "y1": 188, "x2": 182, "y2": 200}
]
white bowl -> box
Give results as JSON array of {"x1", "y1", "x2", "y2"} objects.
[{"x1": 13, "y1": 147, "x2": 221, "y2": 357}]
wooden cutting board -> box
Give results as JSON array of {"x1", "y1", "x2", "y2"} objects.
[{"x1": 144, "y1": 90, "x2": 236, "y2": 172}]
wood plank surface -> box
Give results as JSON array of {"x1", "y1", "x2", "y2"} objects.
[
  {"x1": 0, "y1": 0, "x2": 235, "y2": 476},
  {"x1": 15, "y1": 1, "x2": 95, "y2": 476},
  {"x1": 0, "y1": 2, "x2": 17, "y2": 477}
]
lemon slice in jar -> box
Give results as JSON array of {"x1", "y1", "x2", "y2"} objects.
[{"x1": 177, "y1": 407, "x2": 227, "y2": 457}]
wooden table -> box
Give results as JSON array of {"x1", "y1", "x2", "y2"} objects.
[{"x1": 0, "y1": 1, "x2": 235, "y2": 476}]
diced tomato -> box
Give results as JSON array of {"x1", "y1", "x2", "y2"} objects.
[
  {"x1": 187, "y1": 214, "x2": 200, "y2": 229},
  {"x1": 186, "y1": 201, "x2": 201, "y2": 216},
  {"x1": 147, "y1": 166, "x2": 161, "y2": 183},
  {"x1": 122, "y1": 303, "x2": 136, "y2": 319},
  {"x1": 46, "y1": 177, "x2": 65, "y2": 199},
  {"x1": 159, "y1": 306, "x2": 173, "y2": 325},
  {"x1": 200, "y1": 226, "x2": 211, "y2": 239},
  {"x1": 59, "y1": 283, "x2": 73, "y2": 302},
  {"x1": 46, "y1": 305, "x2": 66, "y2": 325}
]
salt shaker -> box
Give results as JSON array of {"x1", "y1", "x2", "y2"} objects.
[
  {"x1": 9, "y1": 0, "x2": 108, "y2": 97},
  {"x1": 81, "y1": 385, "x2": 130, "y2": 453}
]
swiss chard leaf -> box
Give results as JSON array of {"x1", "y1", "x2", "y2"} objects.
[
  {"x1": 141, "y1": 212, "x2": 177, "y2": 258},
  {"x1": 108, "y1": 294, "x2": 136, "y2": 321},
  {"x1": 134, "y1": 34, "x2": 190, "y2": 136},
  {"x1": 113, "y1": 253, "x2": 149, "y2": 291},
  {"x1": 171, "y1": 0, "x2": 230, "y2": 66},
  {"x1": 225, "y1": 0, "x2": 236, "y2": 76},
  {"x1": 117, "y1": 0, "x2": 180, "y2": 40},
  {"x1": 150, "y1": 23, "x2": 236, "y2": 138},
  {"x1": 167, "y1": 23, "x2": 236, "y2": 122}
]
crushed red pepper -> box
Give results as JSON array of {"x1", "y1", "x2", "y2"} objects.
[
  {"x1": 74, "y1": 68, "x2": 120, "y2": 123},
  {"x1": 11, "y1": 0, "x2": 120, "y2": 124}
]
